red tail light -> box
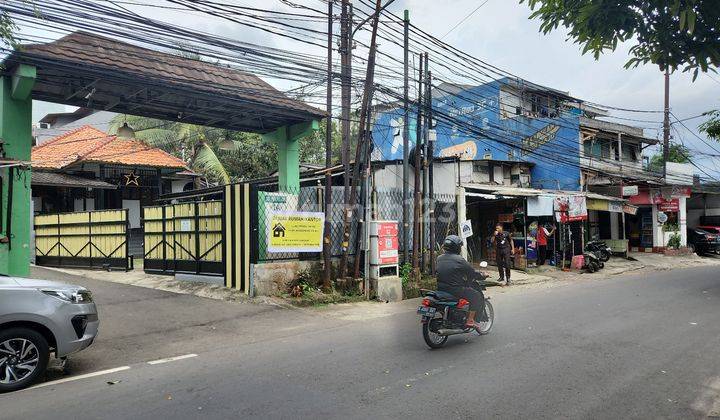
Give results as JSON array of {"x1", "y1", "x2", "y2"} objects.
[
  {"x1": 421, "y1": 298, "x2": 431, "y2": 307},
  {"x1": 457, "y1": 298, "x2": 469, "y2": 309},
  {"x1": 708, "y1": 235, "x2": 717, "y2": 241}
]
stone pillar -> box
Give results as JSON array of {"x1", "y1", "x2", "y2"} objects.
[
  {"x1": 610, "y1": 212, "x2": 620, "y2": 240},
  {"x1": 679, "y1": 196, "x2": 687, "y2": 247},
  {"x1": 651, "y1": 204, "x2": 661, "y2": 249},
  {"x1": 0, "y1": 64, "x2": 36, "y2": 276},
  {"x1": 456, "y1": 185, "x2": 468, "y2": 260}
]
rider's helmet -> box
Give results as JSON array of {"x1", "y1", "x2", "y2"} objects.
[{"x1": 442, "y1": 235, "x2": 463, "y2": 254}]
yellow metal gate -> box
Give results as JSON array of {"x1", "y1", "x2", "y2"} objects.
[
  {"x1": 34, "y1": 209, "x2": 130, "y2": 270},
  {"x1": 143, "y1": 184, "x2": 251, "y2": 292},
  {"x1": 143, "y1": 200, "x2": 224, "y2": 276}
]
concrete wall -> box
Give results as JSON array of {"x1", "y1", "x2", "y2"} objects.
[{"x1": 251, "y1": 260, "x2": 317, "y2": 296}]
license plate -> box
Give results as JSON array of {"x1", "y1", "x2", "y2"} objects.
[{"x1": 417, "y1": 306, "x2": 436, "y2": 317}]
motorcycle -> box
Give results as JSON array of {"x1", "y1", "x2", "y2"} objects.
[
  {"x1": 585, "y1": 239, "x2": 612, "y2": 262},
  {"x1": 417, "y1": 261, "x2": 495, "y2": 349},
  {"x1": 583, "y1": 250, "x2": 604, "y2": 273}
]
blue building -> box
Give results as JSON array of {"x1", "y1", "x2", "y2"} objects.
[{"x1": 372, "y1": 77, "x2": 582, "y2": 191}]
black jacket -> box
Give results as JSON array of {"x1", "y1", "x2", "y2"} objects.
[{"x1": 436, "y1": 252, "x2": 477, "y2": 289}]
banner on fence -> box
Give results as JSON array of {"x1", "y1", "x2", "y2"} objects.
[{"x1": 267, "y1": 211, "x2": 324, "y2": 253}]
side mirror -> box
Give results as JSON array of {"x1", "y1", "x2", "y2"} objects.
[{"x1": 479, "y1": 261, "x2": 488, "y2": 268}]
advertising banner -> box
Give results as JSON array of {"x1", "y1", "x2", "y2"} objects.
[{"x1": 267, "y1": 211, "x2": 325, "y2": 253}]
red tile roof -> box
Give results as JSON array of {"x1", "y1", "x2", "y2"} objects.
[{"x1": 32, "y1": 125, "x2": 187, "y2": 170}]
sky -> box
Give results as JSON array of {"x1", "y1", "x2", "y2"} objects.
[{"x1": 22, "y1": 0, "x2": 720, "y2": 179}]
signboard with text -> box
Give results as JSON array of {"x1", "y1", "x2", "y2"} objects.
[{"x1": 267, "y1": 211, "x2": 324, "y2": 253}]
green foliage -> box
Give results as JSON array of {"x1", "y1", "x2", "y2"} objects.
[
  {"x1": 668, "y1": 232, "x2": 682, "y2": 249},
  {"x1": 648, "y1": 144, "x2": 691, "y2": 172},
  {"x1": 663, "y1": 222, "x2": 679, "y2": 232},
  {"x1": 522, "y1": 0, "x2": 720, "y2": 78},
  {"x1": 699, "y1": 110, "x2": 720, "y2": 141},
  {"x1": 110, "y1": 114, "x2": 335, "y2": 184},
  {"x1": 399, "y1": 263, "x2": 413, "y2": 288},
  {"x1": 0, "y1": 10, "x2": 18, "y2": 49}
]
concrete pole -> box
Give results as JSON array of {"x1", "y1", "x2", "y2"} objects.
[
  {"x1": 402, "y1": 9, "x2": 410, "y2": 266},
  {"x1": 456, "y1": 185, "x2": 467, "y2": 260}
]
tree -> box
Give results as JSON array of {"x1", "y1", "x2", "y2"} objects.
[
  {"x1": 649, "y1": 143, "x2": 691, "y2": 172},
  {"x1": 522, "y1": 0, "x2": 720, "y2": 77},
  {"x1": 699, "y1": 110, "x2": 720, "y2": 141},
  {"x1": 0, "y1": 10, "x2": 18, "y2": 49}
]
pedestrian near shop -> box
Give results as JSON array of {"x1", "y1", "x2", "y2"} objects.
[
  {"x1": 536, "y1": 223, "x2": 556, "y2": 266},
  {"x1": 492, "y1": 223, "x2": 514, "y2": 285}
]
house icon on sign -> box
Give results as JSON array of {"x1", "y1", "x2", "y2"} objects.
[{"x1": 273, "y1": 223, "x2": 286, "y2": 238}]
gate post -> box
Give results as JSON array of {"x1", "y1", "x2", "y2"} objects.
[
  {"x1": 262, "y1": 120, "x2": 319, "y2": 192},
  {"x1": 0, "y1": 64, "x2": 36, "y2": 276}
]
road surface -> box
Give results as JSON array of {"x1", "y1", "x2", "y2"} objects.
[{"x1": 3, "y1": 265, "x2": 720, "y2": 419}]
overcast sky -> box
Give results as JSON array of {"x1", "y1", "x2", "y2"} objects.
[{"x1": 26, "y1": 0, "x2": 720, "y2": 178}]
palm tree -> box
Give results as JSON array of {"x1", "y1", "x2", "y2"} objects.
[{"x1": 109, "y1": 115, "x2": 230, "y2": 184}]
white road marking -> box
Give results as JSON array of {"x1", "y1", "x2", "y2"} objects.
[
  {"x1": 25, "y1": 366, "x2": 131, "y2": 391},
  {"x1": 147, "y1": 353, "x2": 198, "y2": 365}
]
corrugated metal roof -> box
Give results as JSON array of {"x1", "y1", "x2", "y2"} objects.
[{"x1": 31, "y1": 171, "x2": 117, "y2": 189}]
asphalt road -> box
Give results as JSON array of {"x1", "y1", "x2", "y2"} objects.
[{"x1": 3, "y1": 265, "x2": 720, "y2": 419}]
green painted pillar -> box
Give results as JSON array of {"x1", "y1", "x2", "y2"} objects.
[
  {"x1": 262, "y1": 120, "x2": 319, "y2": 192},
  {"x1": 0, "y1": 64, "x2": 36, "y2": 277}
]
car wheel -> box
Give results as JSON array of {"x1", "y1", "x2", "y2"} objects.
[{"x1": 0, "y1": 328, "x2": 50, "y2": 392}]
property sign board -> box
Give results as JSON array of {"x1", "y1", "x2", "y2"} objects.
[
  {"x1": 622, "y1": 185, "x2": 639, "y2": 196},
  {"x1": 608, "y1": 202, "x2": 624, "y2": 213},
  {"x1": 460, "y1": 220, "x2": 474, "y2": 239},
  {"x1": 267, "y1": 211, "x2": 324, "y2": 253}
]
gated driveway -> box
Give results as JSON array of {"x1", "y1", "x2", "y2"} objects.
[{"x1": 27, "y1": 266, "x2": 331, "y2": 380}]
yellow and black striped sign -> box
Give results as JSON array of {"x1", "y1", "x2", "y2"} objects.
[{"x1": 224, "y1": 183, "x2": 251, "y2": 293}]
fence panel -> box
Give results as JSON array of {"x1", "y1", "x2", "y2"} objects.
[
  {"x1": 34, "y1": 209, "x2": 129, "y2": 270},
  {"x1": 143, "y1": 200, "x2": 223, "y2": 276}
]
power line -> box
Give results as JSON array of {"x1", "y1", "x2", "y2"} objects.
[{"x1": 440, "y1": 0, "x2": 490, "y2": 40}]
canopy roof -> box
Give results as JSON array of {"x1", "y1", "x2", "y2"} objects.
[
  {"x1": 32, "y1": 125, "x2": 187, "y2": 170},
  {"x1": 5, "y1": 32, "x2": 325, "y2": 133}
]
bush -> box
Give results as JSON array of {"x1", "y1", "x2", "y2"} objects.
[{"x1": 668, "y1": 233, "x2": 681, "y2": 250}]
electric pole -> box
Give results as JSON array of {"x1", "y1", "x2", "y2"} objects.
[
  {"x1": 412, "y1": 53, "x2": 424, "y2": 276},
  {"x1": 402, "y1": 9, "x2": 410, "y2": 266},
  {"x1": 322, "y1": 0, "x2": 333, "y2": 290},
  {"x1": 339, "y1": 0, "x2": 352, "y2": 278},
  {"x1": 341, "y1": 0, "x2": 383, "y2": 279},
  {"x1": 427, "y1": 69, "x2": 436, "y2": 275},
  {"x1": 662, "y1": 67, "x2": 670, "y2": 180},
  {"x1": 421, "y1": 52, "x2": 429, "y2": 273}
]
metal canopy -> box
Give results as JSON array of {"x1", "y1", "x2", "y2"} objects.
[{"x1": 3, "y1": 32, "x2": 325, "y2": 133}]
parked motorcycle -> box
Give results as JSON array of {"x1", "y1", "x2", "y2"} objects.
[
  {"x1": 583, "y1": 250, "x2": 604, "y2": 273},
  {"x1": 585, "y1": 239, "x2": 612, "y2": 262},
  {"x1": 417, "y1": 261, "x2": 495, "y2": 349}
]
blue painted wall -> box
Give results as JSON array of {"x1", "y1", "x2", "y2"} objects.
[{"x1": 372, "y1": 79, "x2": 581, "y2": 191}]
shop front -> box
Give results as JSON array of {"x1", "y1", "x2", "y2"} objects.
[{"x1": 626, "y1": 186, "x2": 690, "y2": 252}]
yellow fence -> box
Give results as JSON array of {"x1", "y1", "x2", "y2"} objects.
[
  {"x1": 143, "y1": 201, "x2": 223, "y2": 276},
  {"x1": 34, "y1": 209, "x2": 130, "y2": 270}
]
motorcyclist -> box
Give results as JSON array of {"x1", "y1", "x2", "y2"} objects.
[{"x1": 436, "y1": 235, "x2": 488, "y2": 329}]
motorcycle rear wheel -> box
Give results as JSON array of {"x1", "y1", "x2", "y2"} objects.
[
  {"x1": 476, "y1": 300, "x2": 494, "y2": 335},
  {"x1": 422, "y1": 318, "x2": 448, "y2": 349},
  {"x1": 599, "y1": 250, "x2": 610, "y2": 262}
]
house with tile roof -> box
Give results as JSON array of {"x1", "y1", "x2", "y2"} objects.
[{"x1": 31, "y1": 125, "x2": 197, "y2": 231}]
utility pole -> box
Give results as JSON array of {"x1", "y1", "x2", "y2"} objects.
[
  {"x1": 322, "y1": 0, "x2": 333, "y2": 290},
  {"x1": 339, "y1": 0, "x2": 352, "y2": 278},
  {"x1": 662, "y1": 67, "x2": 670, "y2": 180},
  {"x1": 341, "y1": 0, "x2": 383, "y2": 279},
  {"x1": 412, "y1": 53, "x2": 424, "y2": 276},
  {"x1": 402, "y1": 9, "x2": 410, "y2": 266},
  {"x1": 427, "y1": 69, "x2": 436, "y2": 275},
  {"x1": 421, "y1": 52, "x2": 429, "y2": 273}
]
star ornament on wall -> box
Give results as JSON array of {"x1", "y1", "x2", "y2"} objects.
[{"x1": 124, "y1": 172, "x2": 140, "y2": 186}]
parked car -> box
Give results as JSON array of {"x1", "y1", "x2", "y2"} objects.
[
  {"x1": 697, "y1": 225, "x2": 720, "y2": 235},
  {"x1": 687, "y1": 228, "x2": 720, "y2": 256},
  {"x1": 0, "y1": 277, "x2": 98, "y2": 392}
]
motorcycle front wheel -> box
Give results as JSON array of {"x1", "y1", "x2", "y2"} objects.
[
  {"x1": 476, "y1": 300, "x2": 494, "y2": 335},
  {"x1": 600, "y1": 250, "x2": 611, "y2": 262},
  {"x1": 422, "y1": 318, "x2": 448, "y2": 349}
]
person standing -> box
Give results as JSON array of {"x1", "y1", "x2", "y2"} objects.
[
  {"x1": 492, "y1": 223, "x2": 514, "y2": 285},
  {"x1": 536, "y1": 223, "x2": 556, "y2": 266}
]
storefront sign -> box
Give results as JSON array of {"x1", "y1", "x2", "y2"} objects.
[
  {"x1": 608, "y1": 202, "x2": 624, "y2": 213},
  {"x1": 623, "y1": 204, "x2": 639, "y2": 215},
  {"x1": 460, "y1": 220, "x2": 474, "y2": 239},
  {"x1": 657, "y1": 211, "x2": 668, "y2": 224},
  {"x1": 497, "y1": 213, "x2": 514, "y2": 223},
  {"x1": 554, "y1": 195, "x2": 587, "y2": 223},
  {"x1": 587, "y1": 199, "x2": 608, "y2": 211},
  {"x1": 267, "y1": 211, "x2": 325, "y2": 253},
  {"x1": 370, "y1": 221, "x2": 399, "y2": 265},
  {"x1": 657, "y1": 198, "x2": 680, "y2": 212},
  {"x1": 662, "y1": 186, "x2": 691, "y2": 198},
  {"x1": 622, "y1": 185, "x2": 639, "y2": 196}
]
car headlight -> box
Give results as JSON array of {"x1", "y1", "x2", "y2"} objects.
[{"x1": 42, "y1": 289, "x2": 93, "y2": 304}]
